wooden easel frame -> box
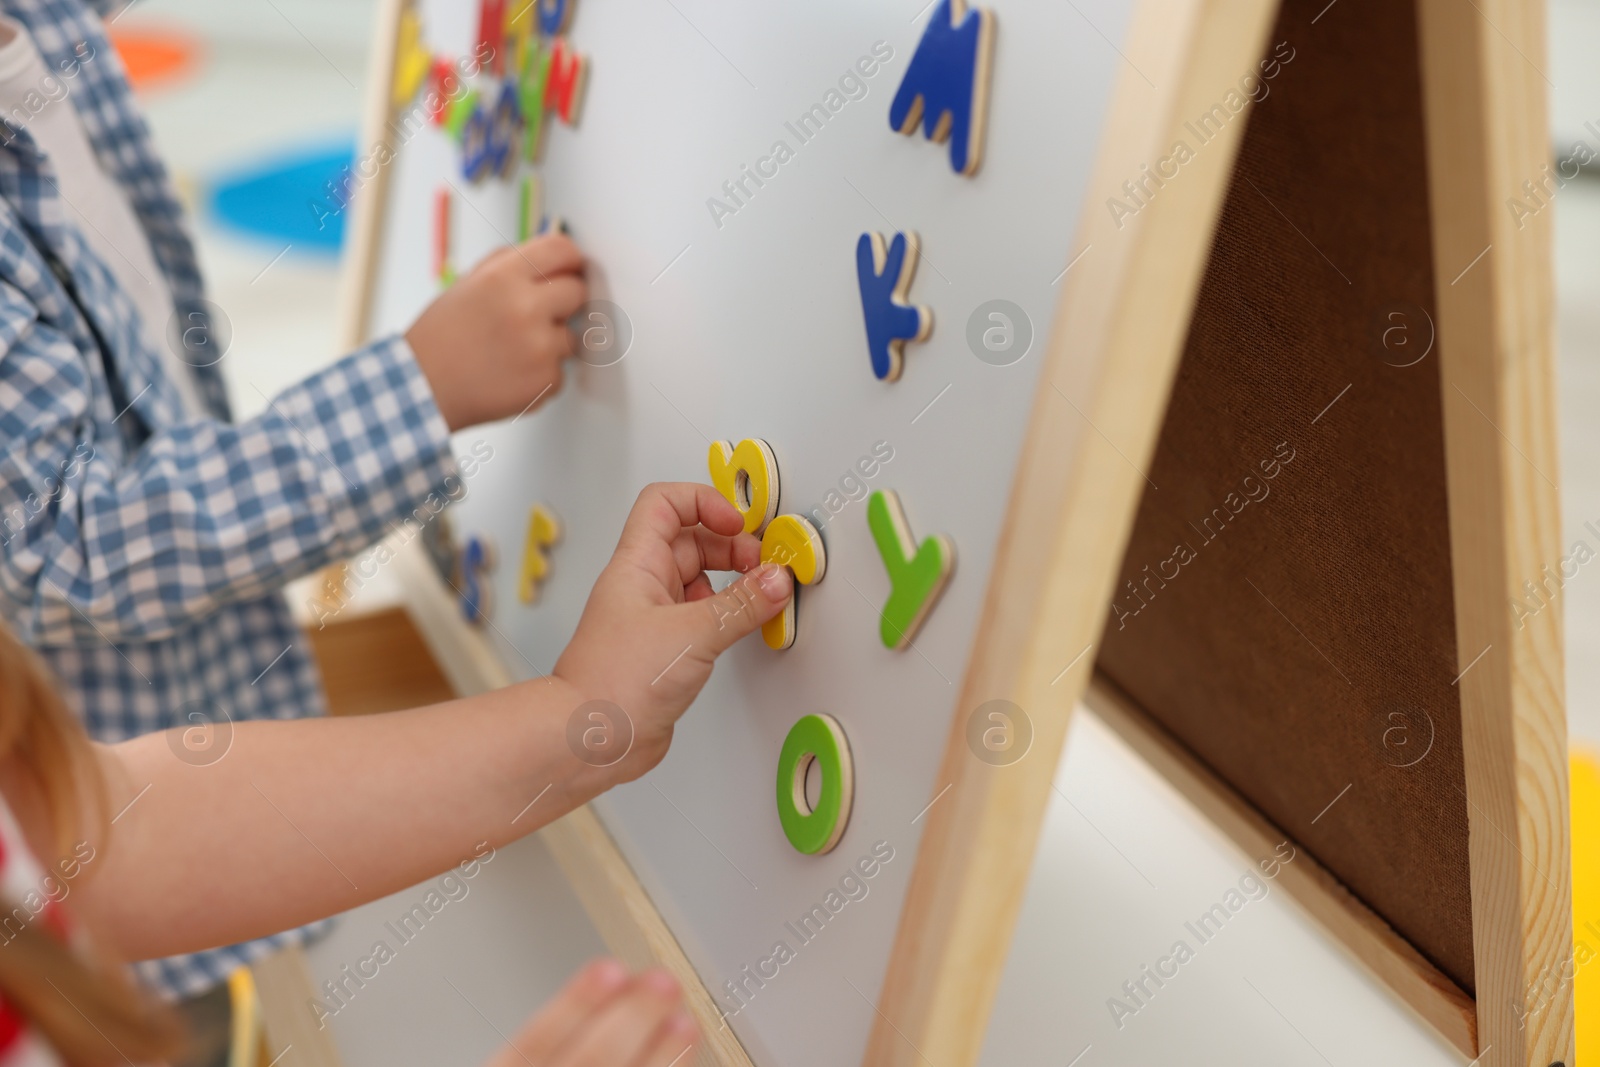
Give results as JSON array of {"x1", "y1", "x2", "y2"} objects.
[{"x1": 338, "y1": 0, "x2": 1572, "y2": 1064}]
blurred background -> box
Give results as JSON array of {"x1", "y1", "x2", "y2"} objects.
[
  {"x1": 106, "y1": 0, "x2": 1600, "y2": 1062},
  {"x1": 113, "y1": 0, "x2": 370, "y2": 406}
]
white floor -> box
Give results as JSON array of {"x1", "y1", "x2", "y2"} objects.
[{"x1": 303, "y1": 834, "x2": 606, "y2": 1067}]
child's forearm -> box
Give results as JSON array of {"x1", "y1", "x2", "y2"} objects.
[{"x1": 76, "y1": 675, "x2": 608, "y2": 960}]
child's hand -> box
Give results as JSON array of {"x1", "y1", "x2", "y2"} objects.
[
  {"x1": 406, "y1": 234, "x2": 588, "y2": 431},
  {"x1": 554, "y1": 483, "x2": 792, "y2": 782},
  {"x1": 483, "y1": 959, "x2": 697, "y2": 1067}
]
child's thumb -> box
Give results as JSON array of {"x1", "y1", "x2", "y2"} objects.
[{"x1": 695, "y1": 564, "x2": 793, "y2": 656}]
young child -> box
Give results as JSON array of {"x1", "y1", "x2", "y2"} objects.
[
  {"x1": 0, "y1": 480, "x2": 795, "y2": 1066},
  {"x1": 0, "y1": 0, "x2": 586, "y2": 1029}
]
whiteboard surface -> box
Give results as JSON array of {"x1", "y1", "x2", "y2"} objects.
[{"x1": 367, "y1": 1, "x2": 1132, "y2": 1062}]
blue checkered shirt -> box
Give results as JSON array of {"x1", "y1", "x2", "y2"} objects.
[{"x1": 0, "y1": 0, "x2": 457, "y2": 997}]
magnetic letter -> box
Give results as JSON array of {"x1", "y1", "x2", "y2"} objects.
[
  {"x1": 856, "y1": 232, "x2": 932, "y2": 382},
  {"x1": 888, "y1": 0, "x2": 996, "y2": 175},
  {"x1": 708, "y1": 439, "x2": 780, "y2": 535},
  {"x1": 867, "y1": 489, "x2": 953, "y2": 648},
  {"x1": 518, "y1": 504, "x2": 561, "y2": 604},
  {"x1": 775, "y1": 714, "x2": 854, "y2": 854},
  {"x1": 536, "y1": 0, "x2": 575, "y2": 36},
  {"x1": 459, "y1": 535, "x2": 496, "y2": 625},
  {"x1": 392, "y1": 9, "x2": 432, "y2": 107},
  {"x1": 434, "y1": 187, "x2": 455, "y2": 285},
  {"x1": 476, "y1": 0, "x2": 507, "y2": 77},
  {"x1": 760, "y1": 515, "x2": 826, "y2": 650},
  {"x1": 544, "y1": 38, "x2": 587, "y2": 125},
  {"x1": 519, "y1": 39, "x2": 551, "y2": 159}
]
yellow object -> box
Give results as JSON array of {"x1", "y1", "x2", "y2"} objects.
[
  {"x1": 506, "y1": 0, "x2": 535, "y2": 74},
  {"x1": 708, "y1": 439, "x2": 780, "y2": 536},
  {"x1": 392, "y1": 8, "x2": 432, "y2": 109},
  {"x1": 227, "y1": 966, "x2": 263, "y2": 1067},
  {"x1": 518, "y1": 504, "x2": 562, "y2": 603},
  {"x1": 759, "y1": 515, "x2": 826, "y2": 650},
  {"x1": 1574, "y1": 749, "x2": 1600, "y2": 1061}
]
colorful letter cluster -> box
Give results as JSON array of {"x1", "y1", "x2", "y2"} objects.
[
  {"x1": 709, "y1": 439, "x2": 954, "y2": 855},
  {"x1": 769, "y1": 0, "x2": 995, "y2": 854},
  {"x1": 403, "y1": 1, "x2": 585, "y2": 619},
  {"x1": 398, "y1": 0, "x2": 588, "y2": 286},
  {"x1": 452, "y1": 503, "x2": 562, "y2": 625}
]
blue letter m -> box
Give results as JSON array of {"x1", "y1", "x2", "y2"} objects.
[{"x1": 888, "y1": 0, "x2": 995, "y2": 176}]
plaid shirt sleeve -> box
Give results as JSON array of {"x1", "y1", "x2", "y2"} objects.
[{"x1": 0, "y1": 290, "x2": 457, "y2": 646}]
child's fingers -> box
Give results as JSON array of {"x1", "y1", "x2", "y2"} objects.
[
  {"x1": 516, "y1": 232, "x2": 586, "y2": 279},
  {"x1": 618, "y1": 483, "x2": 743, "y2": 557},
  {"x1": 688, "y1": 563, "x2": 792, "y2": 657},
  {"x1": 670, "y1": 527, "x2": 760, "y2": 590},
  {"x1": 551, "y1": 969, "x2": 682, "y2": 1067},
  {"x1": 487, "y1": 958, "x2": 629, "y2": 1067},
  {"x1": 543, "y1": 322, "x2": 576, "y2": 360},
  {"x1": 474, "y1": 243, "x2": 525, "y2": 277},
  {"x1": 638, "y1": 1015, "x2": 698, "y2": 1067},
  {"x1": 683, "y1": 573, "x2": 714, "y2": 602},
  {"x1": 727, "y1": 529, "x2": 763, "y2": 572},
  {"x1": 539, "y1": 275, "x2": 589, "y2": 321}
]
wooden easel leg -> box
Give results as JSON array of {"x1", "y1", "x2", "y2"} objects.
[
  {"x1": 1416, "y1": 0, "x2": 1574, "y2": 1063},
  {"x1": 253, "y1": 945, "x2": 347, "y2": 1067}
]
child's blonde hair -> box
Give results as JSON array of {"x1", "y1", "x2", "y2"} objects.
[{"x1": 0, "y1": 623, "x2": 183, "y2": 1064}]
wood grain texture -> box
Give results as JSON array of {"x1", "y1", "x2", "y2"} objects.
[
  {"x1": 542, "y1": 807, "x2": 757, "y2": 1067},
  {"x1": 864, "y1": 1, "x2": 1280, "y2": 1064},
  {"x1": 306, "y1": 605, "x2": 456, "y2": 717},
  {"x1": 253, "y1": 946, "x2": 345, "y2": 1067},
  {"x1": 336, "y1": 0, "x2": 406, "y2": 353},
  {"x1": 1415, "y1": 0, "x2": 1574, "y2": 1062},
  {"x1": 1096, "y1": 0, "x2": 1477, "y2": 989},
  {"x1": 1083, "y1": 672, "x2": 1479, "y2": 1056}
]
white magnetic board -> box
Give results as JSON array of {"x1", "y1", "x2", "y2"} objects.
[{"x1": 363, "y1": 1, "x2": 1131, "y2": 1062}]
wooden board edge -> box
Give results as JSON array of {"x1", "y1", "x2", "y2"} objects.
[
  {"x1": 542, "y1": 806, "x2": 758, "y2": 1067},
  {"x1": 1415, "y1": 1, "x2": 1573, "y2": 1064},
  {"x1": 336, "y1": 0, "x2": 407, "y2": 353},
  {"x1": 253, "y1": 945, "x2": 345, "y2": 1067},
  {"x1": 392, "y1": 539, "x2": 516, "y2": 695},
  {"x1": 1082, "y1": 672, "x2": 1479, "y2": 1056},
  {"x1": 865, "y1": 1, "x2": 1282, "y2": 1064}
]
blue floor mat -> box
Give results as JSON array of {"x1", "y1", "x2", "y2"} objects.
[{"x1": 207, "y1": 138, "x2": 356, "y2": 253}]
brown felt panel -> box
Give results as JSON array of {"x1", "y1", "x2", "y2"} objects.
[{"x1": 1095, "y1": 0, "x2": 1474, "y2": 991}]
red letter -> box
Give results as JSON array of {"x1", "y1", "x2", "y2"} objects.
[
  {"x1": 434, "y1": 188, "x2": 451, "y2": 282},
  {"x1": 544, "y1": 39, "x2": 586, "y2": 125},
  {"x1": 428, "y1": 58, "x2": 458, "y2": 125},
  {"x1": 476, "y1": 0, "x2": 506, "y2": 76}
]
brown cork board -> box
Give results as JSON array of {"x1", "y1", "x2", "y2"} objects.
[{"x1": 1095, "y1": 0, "x2": 1474, "y2": 994}]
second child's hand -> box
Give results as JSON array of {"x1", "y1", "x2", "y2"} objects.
[
  {"x1": 483, "y1": 960, "x2": 699, "y2": 1067},
  {"x1": 406, "y1": 233, "x2": 588, "y2": 430}
]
